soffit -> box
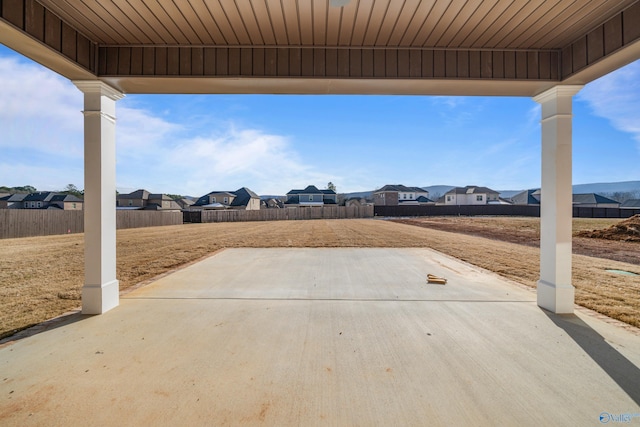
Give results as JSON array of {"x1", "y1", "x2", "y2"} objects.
[{"x1": 38, "y1": 0, "x2": 636, "y2": 50}]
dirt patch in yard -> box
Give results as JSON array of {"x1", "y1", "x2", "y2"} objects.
[
  {"x1": 1, "y1": 218, "x2": 639, "y2": 339},
  {"x1": 576, "y1": 214, "x2": 640, "y2": 242}
]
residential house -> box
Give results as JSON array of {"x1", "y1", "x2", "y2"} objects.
[
  {"x1": 373, "y1": 185, "x2": 432, "y2": 206},
  {"x1": 345, "y1": 197, "x2": 371, "y2": 207},
  {"x1": 442, "y1": 186, "x2": 501, "y2": 205},
  {"x1": 509, "y1": 189, "x2": 541, "y2": 205},
  {"x1": 0, "y1": 193, "x2": 28, "y2": 209},
  {"x1": 20, "y1": 192, "x2": 83, "y2": 210},
  {"x1": 117, "y1": 189, "x2": 182, "y2": 211},
  {"x1": 174, "y1": 198, "x2": 195, "y2": 210},
  {"x1": 191, "y1": 187, "x2": 261, "y2": 210},
  {"x1": 573, "y1": 193, "x2": 620, "y2": 208},
  {"x1": 285, "y1": 185, "x2": 337, "y2": 207},
  {"x1": 621, "y1": 199, "x2": 640, "y2": 209},
  {"x1": 510, "y1": 189, "x2": 621, "y2": 208},
  {"x1": 263, "y1": 198, "x2": 285, "y2": 209}
]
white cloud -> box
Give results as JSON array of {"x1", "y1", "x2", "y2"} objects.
[
  {"x1": 578, "y1": 60, "x2": 640, "y2": 151},
  {"x1": 0, "y1": 51, "x2": 329, "y2": 195},
  {"x1": 0, "y1": 55, "x2": 84, "y2": 158},
  {"x1": 116, "y1": 125, "x2": 335, "y2": 195}
]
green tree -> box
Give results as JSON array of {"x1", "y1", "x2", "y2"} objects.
[
  {"x1": 327, "y1": 182, "x2": 337, "y2": 192},
  {"x1": 61, "y1": 184, "x2": 84, "y2": 198}
]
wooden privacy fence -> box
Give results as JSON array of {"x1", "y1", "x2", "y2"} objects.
[
  {"x1": 374, "y1": 205, "x2": 541, "y2": 217},
  {"x1": 0, "y1": 210, "x2": 183, "y2": 239},
  {"x1": 185, "y1": 205, "x2": 374, "y2": 223},
  {"x1": 374, "y1": 205, "x2": 640, "y2": 218}
]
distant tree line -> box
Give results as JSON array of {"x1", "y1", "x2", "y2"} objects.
[
  {"x1": 0, "y1": 184, "x2": 84, "y2": 198},
  {"x1": 601, "y1": 191, "x2": 640, "y2": 203}
]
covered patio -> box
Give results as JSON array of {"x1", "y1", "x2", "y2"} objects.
[
  {"x1": 2, "y1": 1, "x2": 640, "y2": 315},
  {"x1": 2, "y1": 248, "x2": 640, "y2": 425},
  {"x1": 2, "y1": 1, "x2": 640, "y2": 423}
]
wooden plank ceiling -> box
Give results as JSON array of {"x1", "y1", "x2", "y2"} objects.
[
  {"x1": 36, "y1": 0, "x2": 636, "y2": 50},
  {"x1": 2, "y1": 0, "x2": 640, "y2": 95}
]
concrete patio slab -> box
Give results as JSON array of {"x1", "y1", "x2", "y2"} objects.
[{"x1": 2, "y1": 248, "x2": 639, "y2": 426}]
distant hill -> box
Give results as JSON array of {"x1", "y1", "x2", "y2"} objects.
[{"x1": 572, "y1": 180, "x2": 640, "y2": 194}]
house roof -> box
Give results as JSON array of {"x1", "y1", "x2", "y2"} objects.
[
  {"x1": 510, "y1": 189, "x2": 541, "y2": 205},
  {"x1": 288, "y1": 185, "x2": 323, "y2": 195},
  {"x1": 50, "y1": 194, "x2": 83, "y2": 202},
  {"x1": 416, "y1": 196, "x2": 433, "y2": 203},
  {"x1": 0, "y1": 193, "x2": 28, "y2": 202},
  {"x1": 230, "y1": 187, "x2": 260, "y2": 207},
  {"x1": 148, "y1": 193, "x2": 172, "y2": 201},
  {"x1": 621, "y1": 199, "x2": 640, "y2": 208},
  {"x1": 445, "y1": 186, "x2": 500, "y2": 195},
  {"x1": 23, "y1": 192, "x2": 56, "y2": 202},
  {"x1": 374, "y1": 185, "x2": 427, "y2": 193},
  {"x1": 573, "y1": 193, "x2": 620, "y2": 205},
  {"x1": 117, "y1": 189, "x2": 150, "y2": 200}
]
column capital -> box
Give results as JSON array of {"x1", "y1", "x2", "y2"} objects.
[
  {"x1": 533, "y1": 85, "x2": 584, "y2": 105},
  {"x1": 73, "y1": 80, "x2": 124, "y2": 101}
]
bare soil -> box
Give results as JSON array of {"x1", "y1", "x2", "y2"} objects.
[
  {"x1": 576, "y1": 214, "x2": 640, "y2": 242},
  {"x1": 1, "y1": 218, "x2": 639, "y2": 339}
]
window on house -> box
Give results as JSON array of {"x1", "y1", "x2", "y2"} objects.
[
  {"x1": 73, "y1": 203, "x2": 76, "y2": 209},
  {"x1": 212, "y1": 197, "x2": 216, "y2": 203},
  {"x1": 31, "y1": 202, "x2": 35, "y2": 208},
  {"x1": 410, "y1": 194, "x2": 414, "y2": 199},
  {"x1": 223, "y1": 197, "x2": 228, "y2": 204},
  {"x1": 309, "y1": 195, "x2": 313, "y2": 201},
  {"x1": 477, "y1": 195, "x2": 483, "y2": 201},
  {"x1": 403, "y1": 194, "x2": 407, "y2": 199},
  {"x1": 446, "y1": 196, "x2": 452, "y2": 202},
  {"x1": 128, "y1": 200, "x2": 132, "y2": 206}
]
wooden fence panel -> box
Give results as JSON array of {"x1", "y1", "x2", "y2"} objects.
[
  {"x1": 116, "y1": 211, "x2": 183, "y2": 229},
  {"x1": 0, "y1": 209, "x2": 84, "y2": 239},
  {"x1": 195, "y1": 206, "x2": 374, "y2": 223},
  {"x1": 0, "y1": 210, "x2": 183, "y2": 239}
]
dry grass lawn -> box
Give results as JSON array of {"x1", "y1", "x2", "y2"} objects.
[{"x1": 1, "y1": 218, "x2": 639, "y2": 339}]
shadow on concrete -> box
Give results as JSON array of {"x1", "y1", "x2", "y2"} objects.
[
  {"x1": 545, "y1": 311, "x2": 640, "y2": 407},
  {"x1": 0, "y1": 310, "x2": 89, "y2": 347}
]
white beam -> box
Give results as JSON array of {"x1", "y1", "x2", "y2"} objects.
[
  {"x1": 533, "y1": 85, "x2": 583, "y2": 314},
  {"x1": 73, "y1": 81, "x2": 124, "y2": 314}
]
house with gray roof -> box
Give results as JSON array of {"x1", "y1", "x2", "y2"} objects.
[
  {"x1": 117, "y1": 189, "x2": 182, "y2": 211},
  {"x1": 373, "y1": 185, "x2": 432, "y2": 206},
  {"x1": 442, "y1": 186, "x2": 502, "y2": 205},
  {"x1": 18, "y1": 192, "x2": 83, "y2": 210},
  {"x1": 572, "y1": 193, "x2": 620, "y2": 208},
  {"x1": 510, "y1": 189, "x2": 621, "y2": 208},
  {"x1": 191, "y1": 187, "x2": 260, "y2": 210},
  {"x1": 509, "y1": 189, "x2": 542, "y2": 205},
  {"x1": 0, "y1": 193, "x2": 28, "y2": 209},
  {"x1": 285, "y1": 185, "x2": 337, "y2": 207},
  {"x1": 621, "y1": 199, "x2": 640, "y2": 209}
]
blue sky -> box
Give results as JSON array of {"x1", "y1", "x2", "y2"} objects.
[{"x1": 0, "y1": 44, "x2": 638, "y2": 196}]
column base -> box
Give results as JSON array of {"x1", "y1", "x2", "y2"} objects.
[
  {"x1": 537, "y1": 279, "x2": 575, "y2": 314},
  {"x1": 82, "y1": 280, "x2": 119, "y2": 314}
]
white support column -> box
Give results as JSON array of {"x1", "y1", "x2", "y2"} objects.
[
  {"x1": 533, "y1": 85, "x2": 583, "y2": 314},
  {"x1": 73, "y1": 81, "x2": 124, "y2": 314}
]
